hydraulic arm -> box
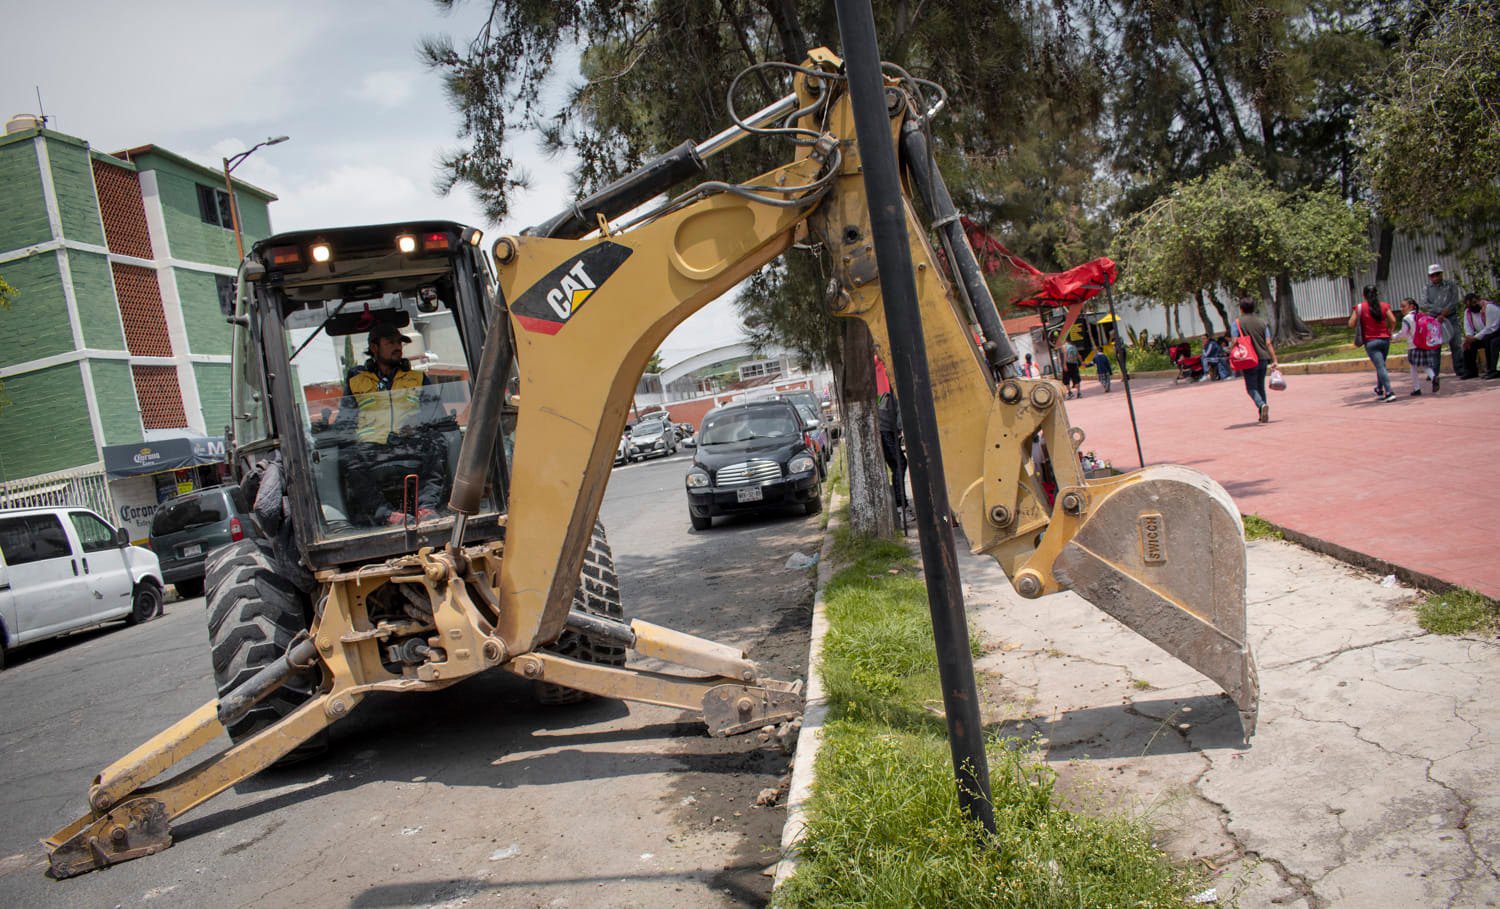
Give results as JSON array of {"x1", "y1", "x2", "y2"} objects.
[{"x1": 45, "y1": 48, "x2": 1255, "y2": 878}]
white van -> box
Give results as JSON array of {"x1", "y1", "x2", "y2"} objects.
[{"x1": 0, "y1": 506, "x2": 165, "y2": 669}]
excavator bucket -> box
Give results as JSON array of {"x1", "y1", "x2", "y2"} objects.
[{"x1": 1053, "y1": 465, "x2": 1259, "y2": 735}]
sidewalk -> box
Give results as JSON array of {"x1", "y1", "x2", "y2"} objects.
[
  {"x1": 1064, "y1": 372, "x2": 1500, "y2": 598},
  {"x1": 960, "y1": 539, "x2": 1500, "y2": 907}
]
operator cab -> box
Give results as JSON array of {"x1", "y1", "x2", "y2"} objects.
[{"x1": 232, "y1": 222, "x2": 510, "y2": 568}]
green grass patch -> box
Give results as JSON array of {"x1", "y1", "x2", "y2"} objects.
[
  {"x1": 779, "y1": 523, "x2": 1199, "y2": 907},
  {"x1": 1414, "y1": 588, "x2": 1500, "y2": 636},
  {"x1": 1242, "y1": 515, "x2": 1284, "y2": 541}
]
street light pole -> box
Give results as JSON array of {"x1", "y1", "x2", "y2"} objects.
[{"x1": 222, "y1": 135, "x2": 288, "y2": 262}]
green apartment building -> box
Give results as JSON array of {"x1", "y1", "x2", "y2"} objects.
[{"x1": 0, "y1": 117, "x2": 275, "y2": 538}]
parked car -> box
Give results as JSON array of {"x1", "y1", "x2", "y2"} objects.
[
  {"x1": 0, "y1": 506, "x2": 164, "y2": 668},
  {"x1": 766, "y1": 391, "x2": 835, "y2": 452},
  {"x1": 625, "y1": 416, "x2": 679, "y2": 462},
  {"x1": 685, "y1": 400, "x2": 822, "y2": 530},
  {"x1": 790, "y1": 401, "x2": 830, "y2": 472},
  {"x1": 148, "y1": 485, "x2": 254, "y2": 599}
]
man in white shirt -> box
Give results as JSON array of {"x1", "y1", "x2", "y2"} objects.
[{"x1": 1460, "y1": 293, "x2": 1500, "y2": 379}]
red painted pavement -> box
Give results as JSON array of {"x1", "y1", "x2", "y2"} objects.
[{"x1": 1063, "y1": 371, "x2": 1500, "y2": 598}]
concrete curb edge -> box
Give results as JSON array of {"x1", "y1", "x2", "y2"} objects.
[
  {"x1": 770, "y1": 488, "x2": 844, "y2": 896},
  {"x1": 1252, "y1": 514, "x2": 1487, "y2": 600}
]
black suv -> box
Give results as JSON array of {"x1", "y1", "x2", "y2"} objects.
[
  {"x1": 684, "y1": 400, "x2": 822, "y2": 530},
  {"x1": 148, "y1": 485, "x2": 255, "y2": 598}
]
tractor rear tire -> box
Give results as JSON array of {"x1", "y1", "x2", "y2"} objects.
[
  {"x1": 205, "y1": 539, "x2": 324, "y2": 760},
  {"x1": 534, "y1": 522, "x2": 628, "y2": 705}
]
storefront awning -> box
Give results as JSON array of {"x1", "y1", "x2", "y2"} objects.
[{"x1": 102, "y1": 436, "x2": 226, "y2": 478}]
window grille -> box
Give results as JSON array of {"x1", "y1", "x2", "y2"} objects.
[
  {"x1": 131, "y1": 365, "x2": 188, "y2": 429},
  {"x1": 111, "y1": 264, "x2": 173, "y2": 357},
  {"x1": 91, "y1": 161, "x2": 154, "y2": 258}
]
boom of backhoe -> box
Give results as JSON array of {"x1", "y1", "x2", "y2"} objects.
[{"x1": 45, "y1": 48, "x2": 1255, "y2": 879}]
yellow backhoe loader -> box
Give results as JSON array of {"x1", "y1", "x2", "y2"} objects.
[{"x1": 44, "y1": 49, "x2": 1257, "y2": 878}]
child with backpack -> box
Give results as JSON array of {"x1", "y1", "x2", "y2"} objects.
[{"x1": 1394, "y1": 297, "x2": 1442, "y2": 395}]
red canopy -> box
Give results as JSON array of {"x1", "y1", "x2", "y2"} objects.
[{"x1": 961, "y1": 216, "x2": 1117, "y2": 308}]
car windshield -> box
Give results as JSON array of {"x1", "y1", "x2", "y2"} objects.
[
  {"x1": 152, "y1": 492, "x2": 228, "y2": 536},
  {"x1": 699, "y1": 406, "x2": 800, "y2": 445},
  {"x1": 279, "y1": 289, "x2": 496, "y2": 539},
  {"x1": 630, "y1": 421, "x2": 664, "y2": 438}
]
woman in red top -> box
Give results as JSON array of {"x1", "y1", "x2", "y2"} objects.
[{"x1": 1347, "y1": 284, "x2": 1398, "y2": 402}]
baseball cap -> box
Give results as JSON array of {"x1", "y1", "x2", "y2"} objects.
[
  {"x1": 1428, "y1": 263, "x2": 1444, "y2": 275},
  {"x1": 368, "y1": 322, "x2": 412, "y2": 344}
]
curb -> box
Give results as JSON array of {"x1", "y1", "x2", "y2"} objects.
[
  {"x1": 771, "y1": 488, "x2": 844, "y2": 895},
  {"x1": 1128, "y1": 352, "x2": 1402, "y2": 381},
  {"x1": 1250, "y1": 514, "x2": 1465, "y2": 597}
]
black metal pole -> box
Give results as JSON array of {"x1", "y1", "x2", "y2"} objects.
[
  {"x1": 835, "y1": 0, "x2": 996, "y2": 836},
  {"x1": 1104, "y1": 283, "x2": 1146, "y2": 469}
]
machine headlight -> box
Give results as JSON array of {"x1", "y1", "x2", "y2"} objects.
[
  {"x1": 686, "y1": 469, "x2": 711, "y2": 488},
  {"x1": 789, "y1": 455, "x2": 816, "y2": 475}
]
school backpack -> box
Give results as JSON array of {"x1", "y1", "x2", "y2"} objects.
[{"x1": 1412, "y1": 312, "x2": 1444, "y2": 350}]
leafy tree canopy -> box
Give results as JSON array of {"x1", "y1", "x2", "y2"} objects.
[
  {"x1": 1113, "y1": 160, "x2": 1372, "y2": 324},
  {"x1": 1356, "y1": 1, "x2": 1500, "y2": 247}
]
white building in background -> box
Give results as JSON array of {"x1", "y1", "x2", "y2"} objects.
[{"x1": 1108, "y1": 227, "x2": 1497, "y2": 340}]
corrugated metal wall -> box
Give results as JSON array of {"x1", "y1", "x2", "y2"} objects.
[{"x1": 1109, "y1": 227, "x2": 1497, "y2": 339}]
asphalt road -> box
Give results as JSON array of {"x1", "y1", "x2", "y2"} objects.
[{"x1": 0, "y1": 450, "x2": 820, "y2": 907}]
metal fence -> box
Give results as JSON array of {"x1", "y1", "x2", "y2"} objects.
[{"x1": 0, "y1": 463, "x2": 116, "y2": 518}]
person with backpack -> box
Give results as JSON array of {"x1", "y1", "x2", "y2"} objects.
[
  {"x1": 1229, "y1": 297, "x2": 1280, "y2": 423},
  {"x1": 1347, "y1": 284, "x2": 1398, "y2": 402},
  {"x1": 1393, "y1": 297, "x2": 1441, "y2": 395}
]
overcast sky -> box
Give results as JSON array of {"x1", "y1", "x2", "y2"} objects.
[{"x1": 0, "y1": 0, "x2": 744, "y2": 365}]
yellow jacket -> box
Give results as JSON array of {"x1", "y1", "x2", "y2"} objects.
[{"x1": 343, "y1": 360, "x2": 429, "y2": 443}]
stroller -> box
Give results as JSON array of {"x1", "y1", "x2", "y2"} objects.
[{"x1": 1168, "y1": 343, "x2": 1204, "y2": 383}]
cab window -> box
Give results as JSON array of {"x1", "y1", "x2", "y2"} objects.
[{"x1": 69, "y1": 512, "x2": 117, "y2": 553}]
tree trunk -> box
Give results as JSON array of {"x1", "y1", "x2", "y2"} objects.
[
  {"x1": 1205, "y1": 288, "x2": 1230, "y2": 334},
  {"x1": 1193, "y1": 290, "x2": 1214, "y2": 339},
  {"x1": 1272, "y1": 271, "x2": 1311, "y2": 344},
  {"x1": 837, "y1": 319, "x2": 895, "y2": 538}
]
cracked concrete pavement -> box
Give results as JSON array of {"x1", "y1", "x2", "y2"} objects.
[{"x1": 960, "y1": 537, "x2": 1500, "y2": 907}]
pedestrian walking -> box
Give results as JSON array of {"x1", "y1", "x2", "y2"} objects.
[
  {"x1": 1348, "y1": 284, "x2": 1398, "y2": 402},
  {"x1": 1062, "y1": 340, "x2": 1083, "y2": 398},
  {"x1": 1091, "y1": 349, "x2": 1113, "y2": 392},
  {"x1": 1393, "y1": 298, "x2": 1440, "y2": 395},
  {"x1": 1229, "y1": 297, "x2": 1280, "y2": 423},
  {"x1": 1421, "y1": 264, "x2": 1463, "y2": 377}
]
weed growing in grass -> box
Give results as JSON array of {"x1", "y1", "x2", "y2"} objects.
[
  {"x1": 1415, "y1": 588, "x2": 1499, "y2": 635},
  {"x1": 780, "y1": 525, "x2": 1199, "y2": 907},
  {"x1": 1242, "y1": 515, "x2": 1283, "y2": 541}
]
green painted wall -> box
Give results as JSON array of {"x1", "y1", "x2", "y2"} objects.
[
  {"x1": 0, "y1": 364, "x2": 96, "y2": 478},
  {"x1": 174, "y1": 268, "x2": 231, "y2": 355},
  {"x1": 0, "y1": 134, "x2": 51, "y2": 251},
  {"x1": 0, "y1": 253, "x2": 74, "y2": 369},
  {"x1": 135, "y1": 153, "x2": 272, "y2": 266},
  {"x1": 46, "y1": 137, "x2": 106, "y2": 246},
  {"x1": 67, "y1": 251, "x2": 125, "y2": 351},
  {"x1": 89, "y1": 359, "x2": 142, "y2": 445},
  {"x1": 193, "y1": 362, "x2": 231, "y2": 436}
]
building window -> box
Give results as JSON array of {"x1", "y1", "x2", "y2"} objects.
[
  {"x1": 738, "y1": 360, "x2": 782, "y2": 381},
  {"x1": 196, "y1": 184, "x2": 234, "y2": 228},
  {"x1": 215, "y1": 274, "x2": 236, "y2": 315}
]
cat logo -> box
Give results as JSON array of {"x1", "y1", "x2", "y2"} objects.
[{"x1": 510, "y1": 242, "x2": 633, "y2": 335}]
